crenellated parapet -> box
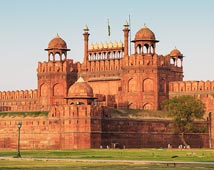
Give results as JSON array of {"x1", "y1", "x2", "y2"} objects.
[
  {"x1": 37, "y1": 59, "x2": 77, "y2": 74},
  {"x1": 0, "y1": 89, "x2": 38, "y2": 112},
  {"x1": 169, "y1": 80, "x2": 214, "y2": 93},
  {"x1": 127, "y1": 53, "x2": 162, "y2": 66},
  {"x1": 169, "y1": 80, "x2": 214, "y2": 112},
  {"x1": 126, "y1": 53, "x2": 181, "y2": 68},
  {"x1": 0, "y1": 89, "x2": 37, "y2": 100}
]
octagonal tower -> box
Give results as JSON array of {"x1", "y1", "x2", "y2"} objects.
[{"x1": 37, "y1": 35, "x2": 78, "y2": 110}]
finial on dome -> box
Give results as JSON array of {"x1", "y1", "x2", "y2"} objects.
[
  {"x1": 77, "y1": 77, "x2": 85, "y2": 83},
  {"x1": 55, "y1": 33, "x2": 60, "y2": 38},
  {"x1": 144, "y1": 23, "x2": 147, "y2": 28},
  {"x1": 83, "y1": 24, "x2": 89, "y2": 32}
]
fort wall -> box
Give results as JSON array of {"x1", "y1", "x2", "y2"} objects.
[
  {"x1": 0, "y1": 89, "x2": 38, "y2": 112},
  {"x1": 101, "y1": 118, "x2": 209, "y2": 148},
  {"x1": 169, "y1": 81, "x2": 214, "y2": 112},
  {"x1": 0, "y1": 112, "x2": 209, "y2": 149},
  {"x1": 0, "y1": 104, "x2": 102, "y2": 150}
]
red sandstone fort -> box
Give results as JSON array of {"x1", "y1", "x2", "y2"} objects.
[{"x1": 0, "y1": 22, "x2": 214, "y2": 149}]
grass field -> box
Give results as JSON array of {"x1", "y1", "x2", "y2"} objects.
[
  {"x1": 0, "y1": 160, "x2": 214, "y2": 170},
  {"x1": 1, "y1": 149, "x2": 214, "y2": 169},
  {"x1": 1, "y1": 149, "x2": 214, "y2": 162}
]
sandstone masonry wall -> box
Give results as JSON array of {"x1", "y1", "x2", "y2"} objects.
[
  {"x1": 101, "y1": 118, "x2": 209, "y2": 149},
  {"x1": 0, "y1": 90, "x2": 38, "y2": 112}
]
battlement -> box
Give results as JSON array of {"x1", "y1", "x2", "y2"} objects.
[
  {"x1": 126, "y1": 53, "x2": 183, "y2": 69},
  {"x1": 0, "y1": 89, "x2": 37, "y2": 100},
  {"x1": 169, "y1": 80, "x2": 214, "y2": 93},
  {"x1": 84, "y1": 52, "x2": 183, "y2": 74},
  {"x1": 127, "y1": 53, "x2": 163, "y2": 67},
  {"x1": 0, "y1": 89, "x2": 38, "y2": 112},
  {"x1": 169, "y1": 80, "x2": 214, "y2": 113},
  {"x1": 37, "y1": 59, "x2": 78, "y2": 74}
]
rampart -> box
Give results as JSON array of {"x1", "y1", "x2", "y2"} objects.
[
  {"x1": 37, "y1": 59, "x2": 78, "y2": 73},
  {"x1": 101, "y1": 118, "x2": 209, "y2": 148},
  {"x1": 0, "y1": 110, "x2": 210, "y2": 150},
  {"x1": 169, "y1": 81, "x2": 214, "y2": 112},
  {"x1": 0, "y1": 89, "x2": 38, "y2": 112}
]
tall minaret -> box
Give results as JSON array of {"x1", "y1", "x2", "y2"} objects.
[
  {"x1": 123, "y1": 21, "x2": 130, "y2": 58},
  {"x1": 82, "y1": 25, "x2": 90, "y2": 70}
]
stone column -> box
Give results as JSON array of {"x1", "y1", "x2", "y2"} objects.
[
  {"x1": 123, "y1": 21, "x2": 130, "y2": 57},
  {"x1": 83, "y1": 25, "x2": 90, "y2": 69}
]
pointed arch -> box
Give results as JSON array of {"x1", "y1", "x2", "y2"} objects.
[
  {"x1": 137, "y1": 44, "x2": 142, "y2": 54},
  {"x1": 53, "y1": 83, "x2": 63, "y2": 96},
  {"x1": 143, "y1": 78, "x2": 154, "y2": 92},
  {"x1": 128, "y1": 78, "x2": 137, "y2": 92},
  {"x1": 55, "y1": 52, "x2": 61, "y2": 61},
  {"x1": 143, "y1": 103, "x2": 154, "y2": 110},
  {"x1": 40, "y1": 83, "x2": 49, "y2": 97}
]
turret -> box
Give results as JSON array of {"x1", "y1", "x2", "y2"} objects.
[
  {"x1": 132, "y1": 25, "x2": 159, "y2": 55},
  {"x1": 45, "y1": 34, "x2": 70, "y2": 62},
  {"x1": 83, "y1": 25, "x2": 90, "y2": 70},
  {"x1": 123, "y1": 21, "x2": 130, "y2": 57}
]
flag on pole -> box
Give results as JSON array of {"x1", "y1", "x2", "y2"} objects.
[{"x1": 108, "y1": 19, "x2": 110, "y2": 36}]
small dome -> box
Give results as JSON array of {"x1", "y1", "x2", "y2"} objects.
[
  {"x1": 68, "y1": 77, "x2": 93, "y2": 98},
  {"x1": 99, "y1": 43, "x2": 103, "y2": 49},
  {"x1": 113, "y1": 41, "x2": 118, "y2": 48},
  {"x1": 108, "y1": 42, "x2": 113, "y2": 48},
  {"x1": 94, "y1": 43, "x2": 99, "y2": 49},
  {"x1": 118, "y1": 41, "x2": 123, "y2": 48},
  {"x1": 89, "y1": 43, "x2": 94, "y2": 50},
  {"x1": 170, "y1": 48, "x2": 183, "y2": 57},
  {"x1": 48, "y1": 34, "x2": 67, "y2": 49},
  {"x1": 103, "y1": 42, "x2": 108, "y2": 48},
  {"x1": 135, "y1": 25, "x2": 156, "y2": 41}
]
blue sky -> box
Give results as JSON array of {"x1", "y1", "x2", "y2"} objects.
[{"x1": 0, "y1": 0, "x2": 214, "y2": 91}]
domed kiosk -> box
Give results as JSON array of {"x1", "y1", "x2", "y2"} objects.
[
  {"x1": 170, "y1": 48, "x2": 183, "y2": 58},
  {"x1": 169, "y1": 48, "x2": 184, "y2": 67},
  {"x1": 132, "y1": 25, "x2": 159, "y2": 54},
  {"x1": 134, "y1": 26, "x2": 157, "y2": 41},
  {"x1": 45, "y1": 34, "x2": 70, "y2": 61},
  {"x1": 66, "y1": 77, "x2": 96, "y2": 105}
]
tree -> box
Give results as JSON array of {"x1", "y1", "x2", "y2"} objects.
[{"x1": 162, "y1": 95, "x2": 205, "y2": 147}]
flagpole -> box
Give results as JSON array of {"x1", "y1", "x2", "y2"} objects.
[
  {"x1": 108, "y1": 18, "x2": 110, "y2": 37},
  {"x1": 129, "y1": 14, "x2": 131, "y2": 55}
]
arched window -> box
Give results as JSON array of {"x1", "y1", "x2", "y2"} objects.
[
  {"x1": 177, "y1": 59, "x2": 182, "y2": 67},
  {"x1": 49, "y1": 53, "x2": 54, "y2": 61},
  {"x1": 143, "y1": 44, "x2": 149, "y2": 54},
  {"x1": 53, "y1": 83, "x2": 63, "y2": 96},
  {"x1": 170, "y1": 58, "x2": 175, "y2": 65},
  {"x1": 128, "y1": 78, "x2": 137, "y2": 92},
  {"x1": 137, "y1": 44, "x2": 142, "y2": 54},
  {"x1": 55, "y1": 53, "x2": 61, "y2": 61},
  {"x1": 62, "y1": 53, "x2": 66, "y2": 60},
  {"x1": 143, "y1": 78, "x2": 154, "y2": 92},
  {"x1": 143, "y1": 103, "x2": 153, "y2": 110},
  {"x1": 40, "y1": 83, "x2": 49, "y2": 97}
]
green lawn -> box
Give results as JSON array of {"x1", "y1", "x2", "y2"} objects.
[
  {"x1": 0, "y1": 160, "x2": 214, "y2": 170},
  {"x1": 1, "y1": 149, "x2": 214, "y2": 162},
  {"x1": 1, "y1": 149, "x2": 214, "y2": 170}
]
